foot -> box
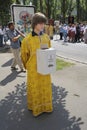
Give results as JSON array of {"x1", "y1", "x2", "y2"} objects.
[
  {"x1": 11, "y1": 67, "x2": 18, "y2": 70},
  {"x1": 20, "y1": 69, "x2": 26, "y2": 73}
]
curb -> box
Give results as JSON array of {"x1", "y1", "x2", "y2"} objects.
[{"x1": 56, "y1": 55, "x2": 87, "y2": 65}]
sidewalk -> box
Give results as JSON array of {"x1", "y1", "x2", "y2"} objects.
[{"x1": 0, "y1": 52, "x2": 87, "y2": 130}]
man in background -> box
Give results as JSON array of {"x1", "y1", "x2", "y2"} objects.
[{"x1": 7, "y1": 21, "x2": 25, "y2": 72}]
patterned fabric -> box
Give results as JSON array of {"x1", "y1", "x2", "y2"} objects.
[
  {"x1": 21, "y1": 33, "x2": 53, "y2": 116},
  {"x1": 49, "y1": 25, "x2": 54, "y2": 37}
]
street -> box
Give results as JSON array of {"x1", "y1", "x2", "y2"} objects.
[
  {"x1": 52, "y1": 35, "x2": 87, "y2": 64},
  {"x1": 0, "y1": 39, "x2": 87, "y2": 130}
]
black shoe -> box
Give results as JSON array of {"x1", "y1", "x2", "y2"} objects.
[
  {"x1": 20, "y1": 69, "x2": 26, "y2": 73},
  {"x1": 11, "y1": 67, "x2": 18, "y2": 70}
]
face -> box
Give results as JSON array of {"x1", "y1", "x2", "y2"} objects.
[
  {"x1": 10, "y1": 24, "x2": 15, "y2": 30},
  {"x1": 35, "y1": 23, "x2": 45, "y2": 33}
]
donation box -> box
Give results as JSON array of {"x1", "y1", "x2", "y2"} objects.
[{"x1": 36, "y1": 48, "x2": 56, "y2": 75}]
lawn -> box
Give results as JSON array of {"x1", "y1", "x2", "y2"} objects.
[{"x1": 56, "y1": 58, "x2": 74, "y2": 70}]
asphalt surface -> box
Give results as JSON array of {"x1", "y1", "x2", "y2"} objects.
[
  {"x1": 52, "y1": 35, "x2": 87, "y2": 64},
  {"x1": 0, "y1": 43, "x2": 87, "y2": 130}
]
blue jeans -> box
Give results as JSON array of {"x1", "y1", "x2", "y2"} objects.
[{"x1": 63, "y1": 33, "x2": 67, "y2": 42}]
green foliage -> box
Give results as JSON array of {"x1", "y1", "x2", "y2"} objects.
[
  {"x1": 0, "y1": 0, "x2": 87, "y2": 26},
  {"x1": 0, "y1": 0, "x2": 13, "y2": 26}
]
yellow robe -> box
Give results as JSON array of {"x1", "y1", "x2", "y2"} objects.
[
  {"x1": 49, "y1": 25, "x2": 54, "y2": 37},
  {"x1": 21, "y1": 33, "x2": 53, "y2": 116},
  {"x1": 44, "y1": 25, "x2": 49, "y2": 35}
]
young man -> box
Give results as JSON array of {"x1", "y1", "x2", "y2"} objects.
[
  {"x1": 21, "y1": 12, "x2": 53, "y2": 116},
  {"x1": 7, "y1": 21, "x2": 25, "y2": 71}
]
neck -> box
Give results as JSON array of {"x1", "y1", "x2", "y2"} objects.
[{"x1": 34, "y1": 28, "x2": 40, "y2": 35}]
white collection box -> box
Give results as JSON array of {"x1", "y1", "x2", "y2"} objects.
[{"x1": 36, "y1": 48, "x2": 56, "y2": 75}]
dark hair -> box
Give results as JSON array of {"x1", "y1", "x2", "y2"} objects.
[
  {"x1": 31, "y1": 12, "x2": 47, "y2": 29},
  {"x1": 8, "y1": 21, "x2": 14, "y2": 28}
]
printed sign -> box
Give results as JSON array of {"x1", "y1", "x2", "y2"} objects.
[{"x1": 11, "y1": 4, "x2": 35, "y2": 34}]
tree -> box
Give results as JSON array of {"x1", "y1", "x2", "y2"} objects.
[
  {"x1": 1, "y1": 0, "x2": 87, "y2": 26},
  {"x1": 22, "y1": 0, "x2": 26, "y2": 5},
  {"x1": 84, "y1": 0, "x2": 87, "y2": 20},
  {"x1": 0, "y1": 0, "x2": 13, "y2": 26},
  {"x1": 67, "y1": 0, "x2": 76, "y2": 16},
  {"x1": 81, "y1": 0, "x2": 87, "y2": 21},
  {"x1": 76, "y1": 0, "x2": 80, "y2": 22},
  {"x1": 40, "y1": 0, "x2": 43, "y2": 12},
  {"x1": 32, "y1": 0, "x2": 38, "y2": 11},
  {"x1": 15, "y1": 0, "x2": 20, "y2": 4},
  {"x1": 60, "y1": 0, "x2": 68, "y2": 23}
]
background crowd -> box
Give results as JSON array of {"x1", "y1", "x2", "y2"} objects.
[
  {"x1": 58, "y1": 23, "x2": 87, "y2": 43},
  {"x1": 0, "y1": 22, "x2": 87, "y2": 47},
  {"x1": 44, "y1": 22, "x2": 87, "y2": 44}
]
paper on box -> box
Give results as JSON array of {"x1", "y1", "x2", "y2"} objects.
[{"x1": 36, "y1": 48, "x2": 56, "y2": 75}]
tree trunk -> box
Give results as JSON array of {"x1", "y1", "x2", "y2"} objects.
[
  {"x1": 61, "y1": 0, "x2": 66, "y2": 23},
  {"x1": 45, "y1": 0, "x2": 50, "y2": 18},
  {"x1": 76, "y1": 0, "x2": 80, "y2": 22},
  {"x1": 40, "y1": 0, "x2": 43, "y2": 12},
  {"x1": 22, "y1": 0, "x2": 26, "y2": 5},
  {"x1": 85, "y1": 0, "x2": 87, "y2": 20},
  {"x1": 32, "y1": 0, "x2": 37, "y2": 11}
]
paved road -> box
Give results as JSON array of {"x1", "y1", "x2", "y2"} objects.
[
  {"x1": 0, "y1": 41, "x2": 87, "y2": 130},
  {"x1": 52, "y1": 35, "x2": 87, "y2": 64}
]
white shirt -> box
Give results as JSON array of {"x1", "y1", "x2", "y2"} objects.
[
  {"x1": 0, "y1": 28, "x2": 4, "y2": 35},
  {"x1": 71, "y1": 27, "x2": 76, "y2": 34}
]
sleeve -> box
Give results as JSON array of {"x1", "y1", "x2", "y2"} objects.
[
  {"x1": 21, "y1": 37, "x2": 30, "y2": 69},
  {"x1": 7, "y1": 30, "x2": 14, "y2": 40}
]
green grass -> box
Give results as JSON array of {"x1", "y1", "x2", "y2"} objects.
[{"x1": 56, "y1": 58, "x2": 74, "y2": 70}]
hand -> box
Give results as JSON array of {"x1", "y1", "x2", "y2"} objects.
[{"x1": 12, "y1": 35, "x2": 20, "y2": 42}]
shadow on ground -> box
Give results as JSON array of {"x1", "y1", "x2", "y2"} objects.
[
  {"x1": 1, "y1": 58, "x2": 13, "y2": 67},
  {"x1": 0, "y1": 71, "x2": 25, "y2": 86},
  {"x1": 0, "y1": 83, "x2": 84, "y2": 130}
]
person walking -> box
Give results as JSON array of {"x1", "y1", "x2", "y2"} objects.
[
  {"x1": 84, "y1": 27, "x2": 87, "y2": 44},
  {"x1": 48, "y1": 23, "x2": 54, "y2": 39},
  {"x1": 71, "y1": 24, "x2": 76, "y2": 43},
  {"x1": 0, "y1": 25, "x2": 4, "y2": 47},
  {"x1": 63, "y1": 24, "x2": 68, "y2": 42},
  {"x1": 7, "y1": 21, "x2": 25, "y2": 71},
  {"x1": 75, "y1": 23, "x2": 81, "y2": 43},
  {"x1": 59, "y1": 23, "x2": 63, "y2": 40},
  {"x1": 21, "y1": 12, "x2": 53, "y2": 116}
]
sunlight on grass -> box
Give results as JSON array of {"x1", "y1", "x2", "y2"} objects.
[{"x1": 56, "y1": 58, "x2": 74, "y2": 70}]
